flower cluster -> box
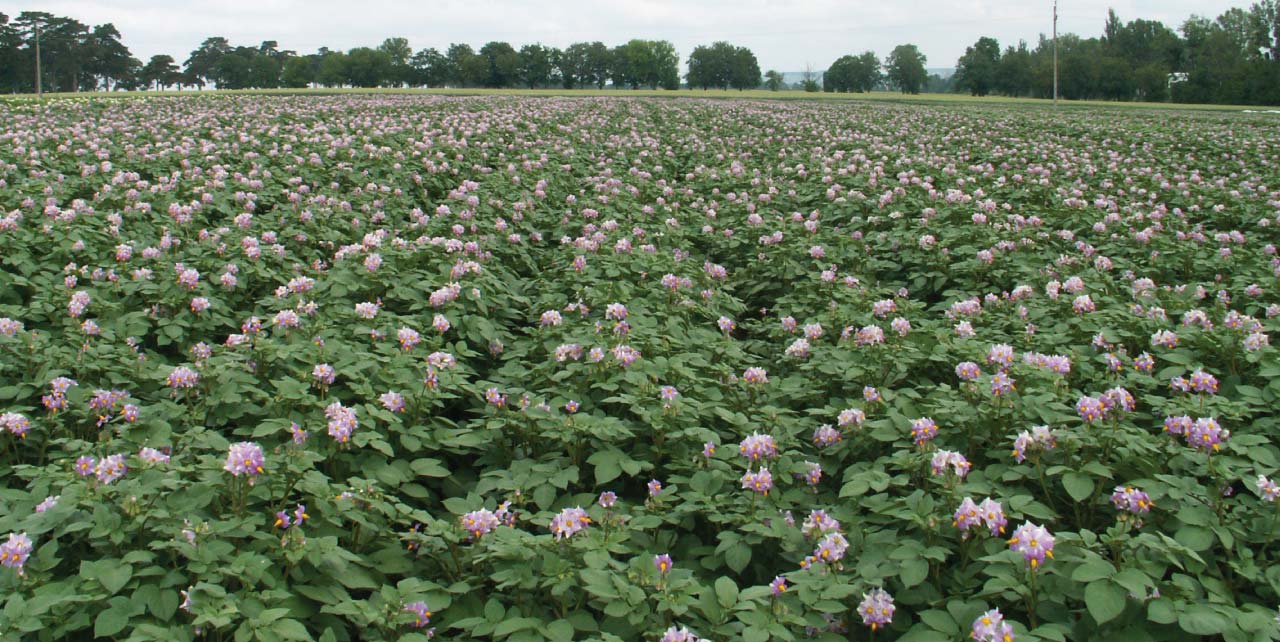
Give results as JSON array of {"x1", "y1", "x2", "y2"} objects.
[
  {"x1": 954, "y1": 497, "x2": 1007, "y2": 537},
  {"x1": 1008, "y1": 522, "x2": 1055, "y2": 569},
  {"x1": 549, "y1": 506, "x2": 590, "y2": 539}
]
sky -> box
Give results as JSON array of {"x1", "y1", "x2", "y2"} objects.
[{"x1": 17, "y1": 0, "x2": 1253, "y2": 71}]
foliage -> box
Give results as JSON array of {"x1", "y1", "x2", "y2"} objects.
[
  {"x1": 885, "y1": 44, "x2": 928, "y2": 94},
  {"x1": 1, "y1": 90, "x2": 1280, "y2": 642}
]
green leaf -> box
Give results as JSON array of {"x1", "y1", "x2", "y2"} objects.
[
  {"x1": 1178, "y1": 605, "x2": 1228, "y2": 635},
  {"x1": 724, "y1": 543, "x2": 751, "y2": 574},
  {"x1": 272, "y1": 619, "x2": 313, "y2": 641},
  {"x1": 95, "y1": 607, "x2": 130, "y2": 637},
  {"x1": 1071, "y1": 559, "x2": 1115, "y2": 583},
  {"x1": 1062, "y1": 472, "x2": 1095, "y2": 502},
  {"x1": 899, "y1": 558, "x2": 929, "y2": 588},
  {"x1": 410, "y1": 458, "x2": 449, "y2": 477},
  {"x1": 1147, "y1": 599, "x2": 1177, "y2": 624},
  {"x1": 714, "y1": 576, "x2": 738, "y2": 609},
  {"x1": 493, "y1": 617, "x2": 541, "y2": 638},
  {"x1": 1174, "y1": 526, "x2": 1214, "y2": 552},
  {"x1": 98, "y1": 560, "x2": 133, "y2": 595},
  {"x1": 1084, "y1": 580, "x2": 1126, "y2": 625},
  {"x1": 587, "y1": 450, "x2": 621, "y2": 485},
  {"x1": 544, "y1": 620, "x2": 575, "y2": 642},
  {"x1": 918, "y1": 609, "x2": 957, "y2": 634}
]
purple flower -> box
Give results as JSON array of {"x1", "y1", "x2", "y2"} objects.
[
  {"x1": 1151, "y1": 330, "x2": 1178, "y2": 348},
  {"x1": 857, "y1": 588, "x2": 895, "y2": 631},
  {"x1": 1012, "y1": 425, "x2": 1056, "y2": 462},
  {"x1": 403, "y1": 601, "x2": 433, "y2": 629},
  {"x1": 863, "y1": 386, "x2": 881, "y2": 403},
  {"x1": 611, "y1": 344, "x2": 641, "y2": 367},
  {"x1": 461, "y1": 509, "x2": 501, "y2": 539},
  {"x1": 1008, "y1": 522, "x2": 1055, "y2": 569},
  {"x1": 986, "y1": 344, "x2": 1015, "y2": 369},
  {"x1": 34, "y1": 496, "x2": 58, "y2": 513},
  {"x1": 910, "y1": 418, "x2": 938, "y2": 445},
  {"x1": 324, "y1": 401, "x2": 358, "y2": 443},
  {"x1": 647, "y1": 480, "x2": 663, "y2": 497},
  {"x1": 167, "y1": 366, "x2": 200, "y2": 389},
  {"x1": 802, "y1": 509, "x2": 840, "y2": 537},
  {"x1": 75, "y1": 456, "x2": 96, "y2": 476},
  {"x1": 955, "y1": 361, "x2": 982, "y2": 381},
  {"x1": 954, "y1": 497, "x2": 982, "y2": 535},
  {"x1": 1076, "y1": 396, "x2": 1105, "y2": 423},
  {"x1": 659, "y1": 385, "x2": 679, "y2": 403},
  {"x1": 739, "y1": 433, "x2": 778, "y2": 461},
  {"x1": 379, "y1": 392, "x2": 406, "y2": 413},
  {"x1": 1256, "y1": 475, "x2": 1280, "y2": 501},
  {"x1": 549, "y1": 506, "x2": 591, "y2": 539},
  {"x1": 742, "y1": 367, "x2": 768, "y2": 384},
  {"x1": 1186, "y1": 417, "x2": 1229, "y2": 452},
  {"x1": 0, "y1": 533, "x2": 33, "y2": 575},
  {"x1": 312, "y1": 364, "x2": 336, "y2": 386},
  {"x1": 138, "y1": 447, "x2": 170, "y2": 465},
  {"x1": 811, "y1": 532, "x2": 849, "y2": 565},
  {"x1": 702, "y1": 441, "x2": 716, "y2": 457},
  {"x1": 95, "y1": 454, "x2": 127, "y2": 484},
  {"x1": 979, "y1": 498, "x2": 1007, "y2": 535},
  {"x1": 224, "y1": 442, "x2": 265, "y2": 479},
  {"x1": 813, "y1": 424, "x2": 842, "y2": 447},
  {"x1": 598, "y1": 491, "x2": 617, "y2": 508},
  {"x1": 769, "y1": 576, "x2": 788, "y2": 596},
  {"x1": 1189, "y1": 369, "x2": 1219, "y2": 394},
  {"x1": 659, "y1": 626, "x2": 703, "y2": 642},
  {"x1": 990, "y1": 372, "x2": 1016, "y2": 396},
  {"x1": 803, "y1": 462, "x2": 822, "y2": 486},
  {"x1": 397, "y1": 327, "x2": 421, "y2": 351},
  {"x1": 1163, "y1": 415, "x2": 1193, "y2": 435},
  {"x1": 972, "y1": 609, "x2": 1015, "y2": 642},
  {"x1": 0, "y1": 413, "x2": 29, "y2": 438},
  {"x1": 1102, "y1": 387, "x2": 1136, "y2": 414},
  {"x1": 1110, "y1": 486, "x2": 1153, "y2": 515},
  {"x1": 654, "y1": 554, "x2": 673, "y2": 574},
  {"x1": 740, "y1": 468, "x2": 774, "y2": 495},
  {"x1": 931, "y1": 450, "x2": 971, "y2": 478},
  {"x1": 837, "y1": 408, "x2": 866, "y2": 428}
]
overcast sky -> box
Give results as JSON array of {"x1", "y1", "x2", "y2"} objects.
[{"x1": 19, "y1": 0, "x2": 1252, "y2": 71}]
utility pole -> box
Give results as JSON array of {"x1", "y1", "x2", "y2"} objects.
[
  {"x1": 1053, "y1": 0, "x2": 1059, "y2": 108},
  {"x1": 34, "y1": 22, "x2": 42, "y2": 102}
]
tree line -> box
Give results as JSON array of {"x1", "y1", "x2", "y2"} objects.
[
  {"x1": 949, "y1": 3, "x2": 1280, "y2": 104},
  {"x1": 3, "y1": 4, "x2": 1279, "y2": 104}
]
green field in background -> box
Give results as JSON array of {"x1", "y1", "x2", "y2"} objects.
[{"x1": 2, "y1": 86, "x2": 1274, "y2": 112}]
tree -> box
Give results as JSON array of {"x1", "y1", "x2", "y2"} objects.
[
  {"x1": 885, "y1": 44, "x2": 927, "y2": 93},
  {"x1": 518, "y1": 43, "x2": 554, "y2": 88},
  {"x1": 763, "y1": 69, "x2": 785, "y2": 91},
  {"x1": 410, "y1": 47, "x2": 449, "y2": 87},
  {"x1": 824, "y1": 51, "x2": 880, "y2": 92},
  {"x1": 346, "y1": 47, "x2": 393, "y2": 87},
  {"x1": 86, "y1": 23, "x2": 133, "y2": 90},
  {"x1": 687, "y1": 41, "x2": 758, "y2": 89},
  {"x1": 379, "y1": 37, "x2": 412, "y2": 86},
  {"x1": 955, "y1": 36, "x2": 1001, "y2": 96},
  {"x1": 281, "y1": 56, "x2": 314, "y2": 88},
  {"x1": 445, "y1": 43, "x2": 477, "y2": 86},
  {"x1": 583, "y1": 41, "x2": 611, "y2": 88},
  {"x1": 728, "y1": 45, "x2": 760, "y2": 89},
  {"x1": 995, "y1": 41, "x2": 1033, "y2": 97},
  {"x1": 478, "y1": 41, "x2": 519, "y2": 87},
  {"x1": 140, "y1": 54, "x2": 179, "y2": 90},
  {"x1": 184, "y1": 37, "x2": 231, "y2": 88}
]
